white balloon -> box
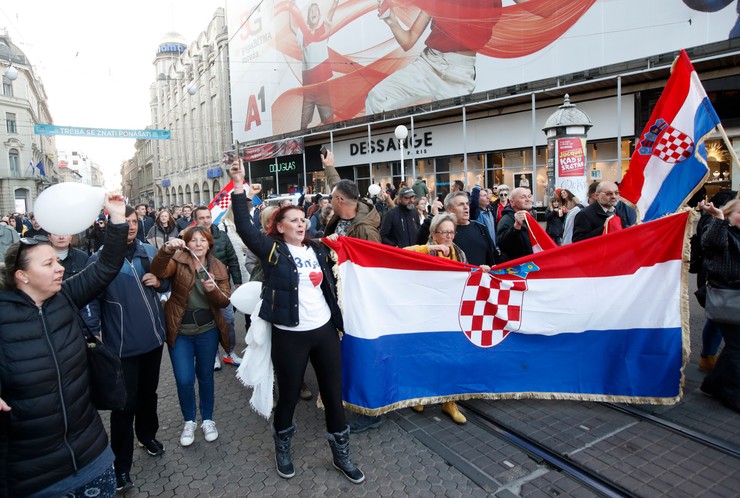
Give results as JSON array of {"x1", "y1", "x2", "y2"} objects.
[
  {"x1": 34, "y1": 183, "x2": 106, "y2": 235},
  {"x1": 368, "y1": 184, "x2": 382, "y2": 197},
  {"x1": 230, "y1": 281, "x2": 263, "y2": 314}
]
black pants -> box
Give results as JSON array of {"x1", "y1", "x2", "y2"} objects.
[
  {"x1": 111, "y1": 345, "x2": 164, "y2": 474},
  {"x1": 272, "y1": 321, "x2": 345, "y2": 434},
  {"x1": 703, "y1": 321, "x2": 740, "y2": 408}
]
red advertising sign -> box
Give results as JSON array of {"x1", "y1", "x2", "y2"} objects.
[{"x1": 557, "y1": 138, "x2": 586, "y2": 177}]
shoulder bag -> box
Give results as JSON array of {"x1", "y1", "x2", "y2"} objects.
[
  {"x1": 705, "y1": 284, "x2": 740, "y2": 325},
  {"x1": 61, "y1": 290, "x2": 127, "y2": 410}
]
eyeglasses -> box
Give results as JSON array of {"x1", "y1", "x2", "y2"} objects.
[
  {"x1": 12, "y1": 235, "x2": 49, "y2": 269},
  {"x1": 434, "y1": 230, "x2": 455, "y2": 237}
]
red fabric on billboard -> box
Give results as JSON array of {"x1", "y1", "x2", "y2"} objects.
[{"x1": 270, "y1": 0, "x2": 595, "y2": 133}]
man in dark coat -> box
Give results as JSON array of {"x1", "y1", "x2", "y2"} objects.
[
  {"x1": 135, "y1": 203, "x2": 154, "y2": 244},
  {"x1": 572, "y1": 181, "x2": 632, "y2": 243},
  {"x1": 84, "y1": 206, "x2": 168, "y2": 492},
  {"x1": 497, "y1": 187, "x2": 535, "y2": 262},
  {"x1": 380, "y1": 186, "x2": 420, "y2": 247}
]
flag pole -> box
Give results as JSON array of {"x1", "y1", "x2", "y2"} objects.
[{"x1": 715, "y1": 123, "x2": 740, "y2": 197}]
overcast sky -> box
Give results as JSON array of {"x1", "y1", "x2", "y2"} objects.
[{"x1": 1, "y1": 0, "x2": 227, "y2": 188}]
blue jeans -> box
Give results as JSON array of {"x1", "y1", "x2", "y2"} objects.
[
  {"x1": 169, "y1": 327, "x2": 219, "y2": 421},
  {"x1": 701, "y1": 319, "x2": 723, "y2": 356},
  {"x1": 221, "y1": 305, "x2": 236, "y2": 355}
]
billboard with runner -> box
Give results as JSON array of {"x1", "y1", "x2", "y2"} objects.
[{"x1": 227, "y1": 0, "x2": 737, "y2": 142}]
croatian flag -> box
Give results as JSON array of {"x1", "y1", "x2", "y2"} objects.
[
  {"x1": 525, "y1": 212, "x2": 556, "y2": 253},
  {"x1": 620, "y1": 49, "x2": 721, "y2": 222},
  {"x1": 208, "y1": 180, "x2": 234, "y2": 226},
  {"x1": 324, "y1": 211, "x2": 690, "y2": 414}
]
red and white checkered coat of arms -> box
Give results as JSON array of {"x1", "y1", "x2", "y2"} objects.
[
  {"x1": 458, "y1": 271, "x2": 527, "y2": 348},
  {"x1": 653, "y1": 125, "x2": 694, "y2": 164}
]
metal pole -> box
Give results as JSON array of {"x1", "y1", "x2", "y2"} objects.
[
  {"x1": 302, "y1": 147, "x2": 307, "y2": 195},
  {"x1": 531, "y1": 93, "x2": 537, "y2": 204},
  {"x1": 275, "y1": 156, "x2": 279, "y2": 196},
  {"x1": 400, "y1": 138, "x2": 405, "y2": 185},
  {"x1": 617, "y1": 76, "x2": 623, "y2": 181},
  {"x1": 411, "y1": 115, "x2": 416, "y2": 180},
  {"x1": 368, "y1": 124, "x2": 374, "y2": 186},
  {"x1": 463, "y1": 106, "x2": 468, "y2": 188}
]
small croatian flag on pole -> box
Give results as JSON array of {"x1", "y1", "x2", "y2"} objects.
[{"x1": 620, "y1": 49, "x2": 721, "y2": 222}]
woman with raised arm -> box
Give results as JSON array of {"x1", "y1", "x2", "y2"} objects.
[
  {"x1": 0, "y1": 194, "x2": 128, "y2": 497},
  {"x1": 228, "y1": 160, "x2": 364, "y2": 484}
]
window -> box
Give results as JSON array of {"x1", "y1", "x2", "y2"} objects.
[
  {"x1": 6, "y1": 113, "x2": 16, "y2": 133},
  {"x1": 3, "y1": 81, "x2": 12, "y2": 97},
  {"x1": 9, "y1": 150, "x2": 20, "y2": 177}
]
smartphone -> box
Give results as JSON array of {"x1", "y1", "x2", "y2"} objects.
[{"x1": 320, "y1": 145, "x2": 328, "y2": 158}]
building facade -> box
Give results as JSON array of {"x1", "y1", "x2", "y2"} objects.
[
  {"x1": 58, "y1": 150, "x2": 105, "y2": 187},
  {"x1": 225, "y1": 1, "x2": 740, "y2": 206},
  {"x1": 0, "y1": 29, "x2": 59, "y2": 215},
  {"x1": 127, "y1": 8, "x2": 232, "y2": 209}
]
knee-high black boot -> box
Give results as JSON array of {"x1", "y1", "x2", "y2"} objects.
[
  {"x1": 272, "y1": 423, "x2": 296, "y2": 478},
  {"x1": 326, "y1": 425, "x2": 365, "y2": 484}
]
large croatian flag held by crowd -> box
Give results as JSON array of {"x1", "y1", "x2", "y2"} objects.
[
  {"x1": 323, "y1": 212, "x2": 692, "y2": 415},
  {"x1": 620, "y1": 49, "x2": 721, "y2": 222}
]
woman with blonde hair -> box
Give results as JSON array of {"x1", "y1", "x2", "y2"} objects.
[
  {"x1": 404, "y1": 212, "x2": 482, "y2": 424},
  {"x1": 146, "y1": 208, "x2": 178, "y2": 249},
  {"x1": 698, "y1": 198, "x2": 740, "y2": 412}
]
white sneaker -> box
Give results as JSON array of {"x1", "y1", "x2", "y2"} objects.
[
  {"x1": 214, "y1": 355, "x2": 221, "y2": 371},
  {"x1": 180, "y1": 421, "x2": 197, "y2": 447},
  {"x1": 223, "y1": 352, "x2": 241, "y2": 366},
  {"x1": 202, "y1": 419, "x2": 219, "y2": 442}
]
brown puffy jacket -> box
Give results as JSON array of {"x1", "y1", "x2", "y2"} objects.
[{"x1": 150, "y1": 247, "x2": 231, "y2": 350}]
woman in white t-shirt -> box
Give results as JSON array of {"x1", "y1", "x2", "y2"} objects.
[{"x1": 230, "y1": 175, "x2": 365, "y2": 485}]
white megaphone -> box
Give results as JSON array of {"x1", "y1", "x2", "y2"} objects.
[{"x1": 33, "y1": 183, "x2": 106, "y2": 235}]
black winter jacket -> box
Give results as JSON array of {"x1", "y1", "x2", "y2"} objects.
[
  {"x1": 60, "y1": 246, "x2": 90, "y2": 281},
  {"x1": 380, "y1": 205, "x2": 420, "y2": 247},
  {"x1": 0, "y1": 222, "x2": 128, "y2": 497},
  {"x1": 702, "y1": 217, "x2": 740, "y2": 290},
  {"x1": 572, "y1": 202, "x2": 630, "y2": 243},
  {"x1": 497, "y1": 205, "x2": 534, "y2": 263},
  {"x1": 210, "y1": 224, "x2": 243, "y2": 285},
  {"x1": 232, "y1": 192, "x2": 343, "y2": 331}
]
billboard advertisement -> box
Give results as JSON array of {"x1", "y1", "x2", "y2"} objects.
[
  {"x1": 228, "y1": 0, "x2": 737, "y2": 142},
  {"x1": 555, "y1": 136, "x2": 588, "y2": 200}
]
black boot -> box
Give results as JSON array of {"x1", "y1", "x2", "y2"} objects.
[
  {"x1": 327, "y1": 425, "x2": 365, "y2": 484},
  {"x1": 272, "y1": 423, "x2": 296, "y2": 478}
]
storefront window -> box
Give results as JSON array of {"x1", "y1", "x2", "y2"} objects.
[{"x1": 705, "y1": 139, "x2": 732, "y2": 199}]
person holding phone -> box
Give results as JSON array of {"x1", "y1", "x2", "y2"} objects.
[{"x1": 149, "y1": 226, "x2": 231, "y2": 447}]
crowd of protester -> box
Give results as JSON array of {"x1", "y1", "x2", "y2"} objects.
[{"x1": 0, "y1": 147, "x2": 737, "y2": 496}]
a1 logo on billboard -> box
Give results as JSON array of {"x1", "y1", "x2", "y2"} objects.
[{"x1": 245, "y1": 86, "x2": 266, "y2": 131}]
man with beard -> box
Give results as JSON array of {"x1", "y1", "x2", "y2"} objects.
[{"x1": 380, "y1": 186, "x2": 420, "y2": 247}]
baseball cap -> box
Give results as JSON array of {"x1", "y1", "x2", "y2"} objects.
[{"x1": 398, "y1": 187, "x2": 415, "y2": 198}]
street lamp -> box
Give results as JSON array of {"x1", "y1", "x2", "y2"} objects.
[
  {"x1": 394, "y1": 125, "x2": 408, "y2": 186},
  {"x1": 3, "y1": 65, "x2": 18, "y2": 81}
]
